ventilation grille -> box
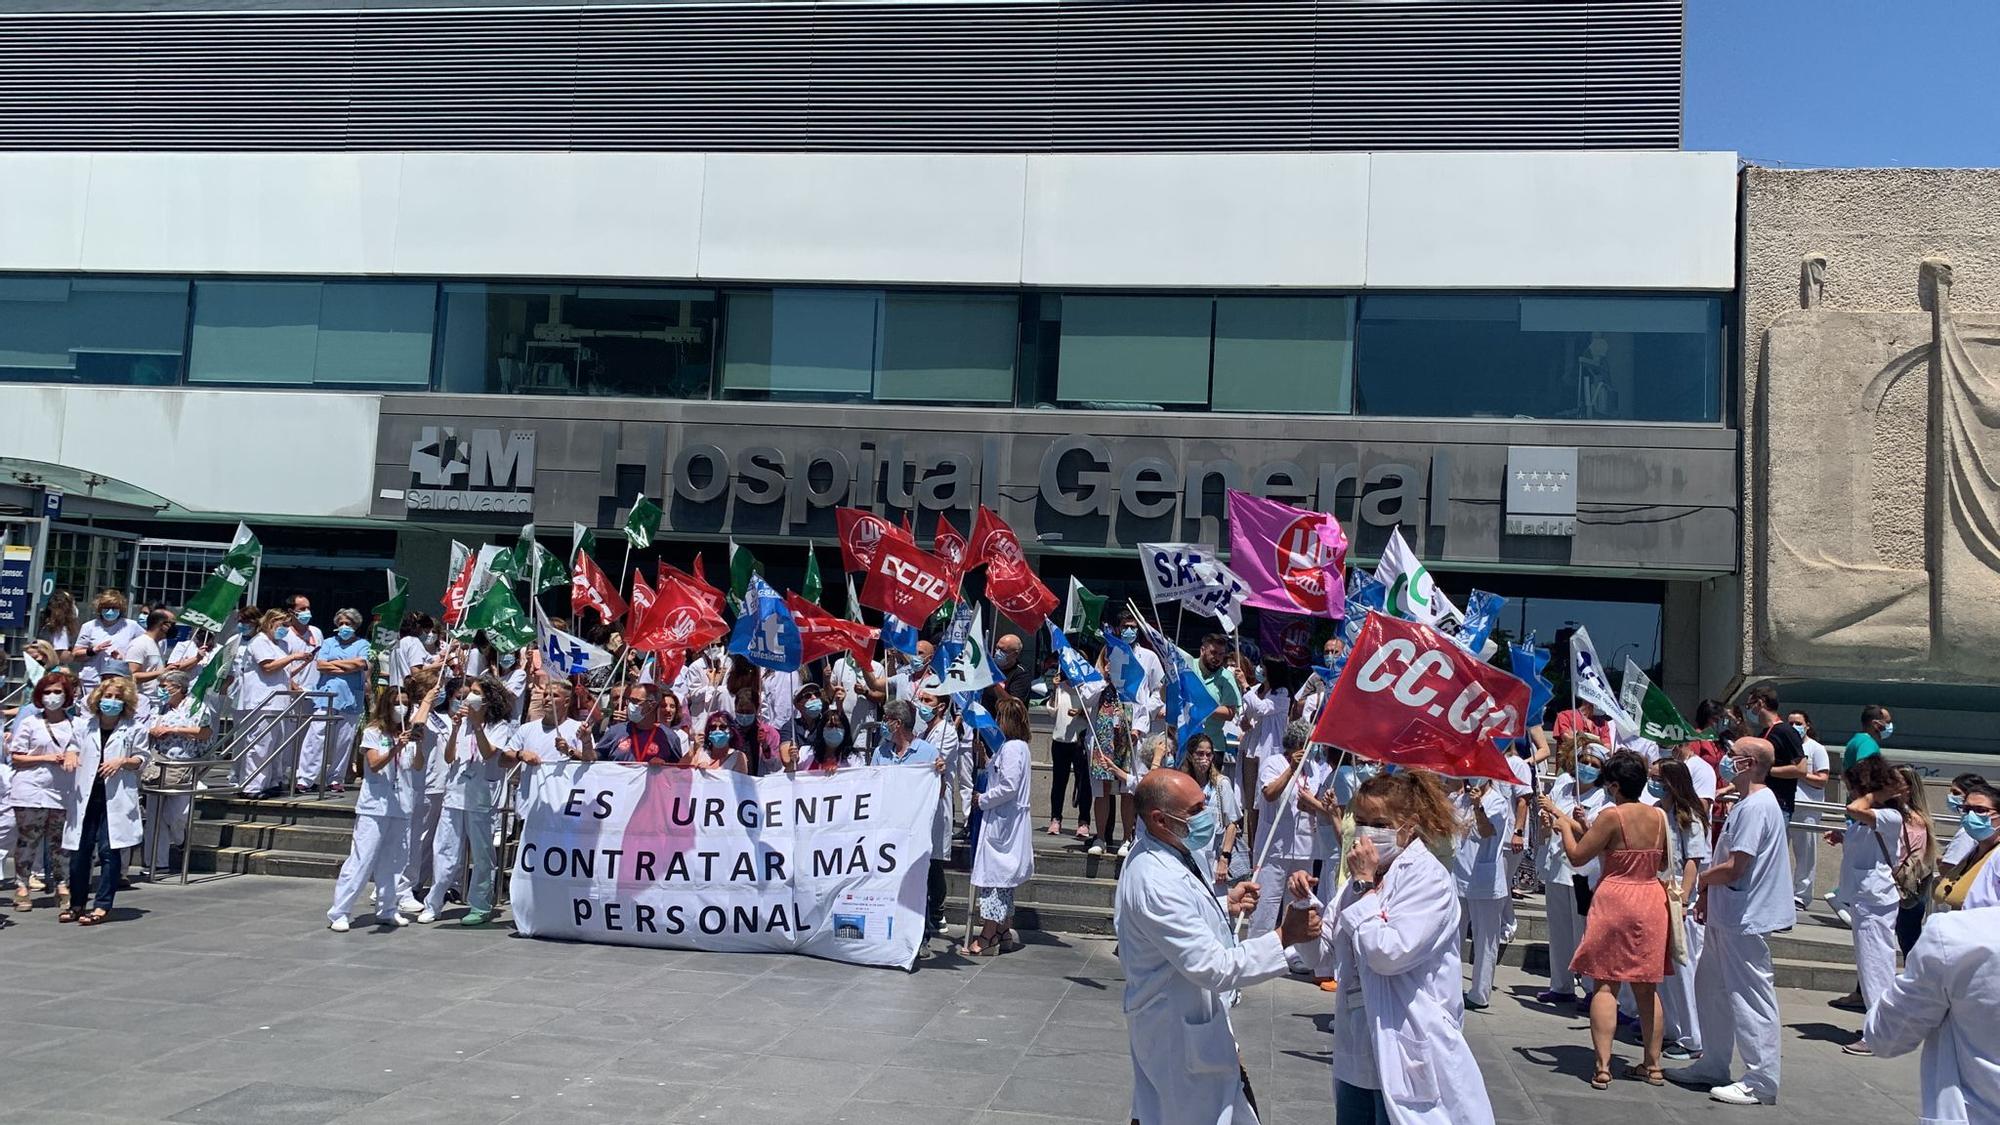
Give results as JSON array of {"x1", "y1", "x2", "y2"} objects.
[{"x1": 0, "y1": 0, "x2": 1682, "y2": 152}]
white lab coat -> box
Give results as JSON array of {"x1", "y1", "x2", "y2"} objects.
[
  {"x1": 1307, "y1": 843, "x2": 1495, "y2": 1125},
  {"x1": 1116, "y1": 833, "x2": 1292, "y2": 1125},
  {"x1": 1862, "y1": 907, "x2": 2000, "y2": 1124},
  {"x1": 62, "y1": 720, "x2": 153, "y2": 852},
  {"x1": 971, "y1": 738, "x2": 1033, "y2": 889}
]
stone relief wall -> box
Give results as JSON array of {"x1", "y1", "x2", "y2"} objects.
[{"x1": 1745, "y1": 168, "x2": 2000, "y2": 685}]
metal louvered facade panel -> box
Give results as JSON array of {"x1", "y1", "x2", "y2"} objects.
[{"x1": 0, "y1": 0, "x2": 1682, "y2": 153}]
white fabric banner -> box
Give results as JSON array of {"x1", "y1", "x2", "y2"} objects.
[
  {"x1": 1568, "y1": 625, "x2": 1636, "y2": 736},
  {"x1": 1137, "y1": 542, "x2": 1247, "y2": 630},
  {"x1": 511, "y1": 763, "x2": 935, "y2": 969}
]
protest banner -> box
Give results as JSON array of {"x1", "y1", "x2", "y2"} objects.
[
  {"x1": 511, "y1": 763, "x2": 935, "y2": 969},
  {"x1": 1137, "y1": 542, "x2": 1248, "y2": 630},
  {"x1": 181, "y1": 523, "x2": 261, "y2": 632}
]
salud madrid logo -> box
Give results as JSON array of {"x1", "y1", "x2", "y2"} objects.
[{"x1": 406, "y1": 426, "x2": 536, "y2": 515}]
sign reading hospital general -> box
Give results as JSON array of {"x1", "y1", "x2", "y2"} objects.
[{"x1": 511, "y1": 764, "x2": 934, "y2": 970}]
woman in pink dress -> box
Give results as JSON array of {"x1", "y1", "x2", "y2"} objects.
[{"x1": 1541, "y1": 749, "x2": 1673, "y2": 1090}]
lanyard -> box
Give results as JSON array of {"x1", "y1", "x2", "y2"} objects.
[{"x1": 1165, "y1": 842, "x2": 1233, "y2": 934}]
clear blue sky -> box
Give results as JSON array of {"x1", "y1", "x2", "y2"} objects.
[{"x1": 1685, "y1": 0, "x2": 2000, "y2": 168}]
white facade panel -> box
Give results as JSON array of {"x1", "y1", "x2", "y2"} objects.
[
  {"x1": 0, "y1": 154, "x2": 91, "y2": 271},
  {"x1": 696, "y1": 153, "x2": 1029, "y2": 285},
  {"x1": 392, "y1": 153, "x2": 705, "y2": 279},
  {"x1": 5, "y1": 387, "x2": 381, "y2": 519},
  {"x1": 1022, "y1": 154, "x2": 1370, "y2": 288},
  {"x1": 1363, "y1": 151, "x2": 1739, "y2": 290}
]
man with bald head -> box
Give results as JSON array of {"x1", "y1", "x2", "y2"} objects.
[
  {"x1": 1684, "y1": 736, "x2": 1796, "y2": 1106},
  {"x1": 1116, "y1": 769, "x2": 1321, "y2": 1124}
]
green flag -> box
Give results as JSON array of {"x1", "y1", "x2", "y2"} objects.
[
  {"x1": 727, "y1": 538, "x2": 761, "y2": 612},
  {"x1": 624, "y1": 494, "x2": 664, "y2": 549},
  {"x1": 572, "y1": 522, "x2": 597, "y2": 564},
  {"x1": 460, "y1": 580, "x2": 534, "y2": 652},
  {"x1": 182, "y1": 523, "x2": 261, "y2": 632},
  {"x1": 188, "y1": 635, "x2": 240, "y2": 710},
  {"x1": 371, "y1": 571, "x2": 409, "y2": 648},
  {"x1": 802, "y1": 542, "x2": 823, "y2": 606},
  {"x1": 490, "y1": 525, "x2": 532, "y2": 586},
  {"x1": 1619, "y1": 657, "x2": 1701, "y2": 745},
  {"x1": 1064, "y1": 575, "x2": 1106, "y2": 636},
  {"x1": 530, "y1": 541, "x2": 566, "y2": 595}
]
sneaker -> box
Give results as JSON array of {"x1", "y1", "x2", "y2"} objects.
[
  {"x1": 1662, "y1": 1045, "x2": 1699, "y2": 1062},
  {"x1": 1709, "y1": 1081, "x2": 1770, "y2": 1106},
  {"x1": 328, "y1": 916, "x2": 350, "y2": 933},
  {"x1": 1833, "y1": 907, "x2": 1852, "y2": 927},
  {"x1": 1317, "y1": 978, "x2": 1339, "y2": 993},
  {"x1": 378, "y1": 911, "x2": 410, "y2": 927},
  {"x1": 396, "y1": 897, "x2": 424, "y2": 915},
  {"x1": 1794, "y1": 896, "x2": 1809, "y2": 910},
  {"x1": 1117, "y1": 839, "x2": 1133, "y2": 858},
  {"x1": 1841, "y1": 1039, "x2": 1873, "y2": 1057},
  {"x1": 1087, "y1": 838, "x2": 1106, "y2": 857},
  {"x1": 460, "y1": 910, "x2": 490, "y2": 927},
  {"x1": 416, "y1": 908, "x2": 437, "y2": 925},
  {"x1": 1616, "y1": 1011, "x2": 1641, "y2": 1031}
]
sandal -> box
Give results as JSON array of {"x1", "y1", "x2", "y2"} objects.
[
  {"x1": 58, "y1": 909, "x2": 79, "y2": 924},
  {"x1": 77, "y1": 909, "x2": 110, "y2": 927},
  {"x1": 1589, "y1": 1064, "x2": 1612, "y2": 1090},
  {"x1": 13, "y1": 887, "x2": 29, "y2": 912}
]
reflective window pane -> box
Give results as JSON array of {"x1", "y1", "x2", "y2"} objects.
[
  {"x1": 0, "y1": 277, "x2": 188, "y2": 385},
  {"x1": 1211, "y1": 296, "x2": 1353, "y2": 414},
  {"x1": 875, "y1": 293, "x2": 1016, "y2": 403},
  {"x1": 1352, "y1": 293, "x2": 1721, "y2": 422},
  {"x1": 721, "y1": 290, "x2": 878, "y2": 399},
  {"x1": 190, "y1": 281, "x2": 434, "y2": 387},
  {"x1": 436, "y1": 284, "x2": 716, "y2": 397},
  {"x1": 1056, "y1": 295, "x2": 1212, "y2": 407}
]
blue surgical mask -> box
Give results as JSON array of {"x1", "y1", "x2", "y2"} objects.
[
  {"x1": 1577, "y1": 762, "x2": 1600, "y2": 785},
  {"x1": 916, "y1": 704, "x2": 936, "y2": 725},
  {"x1": 1254, "y1": 666, "x2": 1267, "y2": 685},
  {"x1": 733, "y1": 711, "x2": 756, "y2": 726},
  {"x1": 295, "y1": 610, "x2": 312, "y2": 626},
  {"x1": 498, "y1": 652, "x2": 518, "y2": 670},
  {"x1": 1947, "y1": 792, "x2": 1965, "y2": 812},
  {"x1": 803, "y1": 699, "x2": 824, "y2": 720},
  {"x1": 1963, "y1": 811, "x2": 1995, "y2": 841},
  {"x1": 824, "y1": 728, "x2": 848, "y2": 749},
  {"x1": 100, "y1": 608, "x2": 120, "y2": 623},
  {"x1": 1881, "y1": 722, "x2": 1895, "y2": 740},
  {"x1": 335, "y1": 625, "x2": 357, "y2": 643},
  {"x1": 98, "y1": 698, "x2": 124, "y2": 718},
  {"x1": 275, "y1": 626, "x2": 290, "y2": 641},
  {"x1": 1120, "y1": 627, "x2": 1138, "y2": 644},
  {"x1": 1791, "y1": 723, "x2": 1806, "y2": 737},
  {"x1": 1173, "y1": 807, "x2": 1218, "y2": 853},
  {"x1": 1647, "y1": 779, "x2": 1665, "y2": 800},
  {"x1": 1720, "y1": 755, "x2": 1739, "y2": 781},
  {"x1": 707, "y1": 729, "x2": 731, "y2": 749}
]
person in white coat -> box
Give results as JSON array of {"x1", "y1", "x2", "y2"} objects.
[
  {"x1": 6, "y1": 671, "x2": 78, "y2": 911},
  {"x1": 1292, "y1": 768, "x2": 1497, "y2": 1125},
  {"x1": 328, "y1": 680, "x2": 431, "y2": 931},
  {"x1": 968, "y1": 697, "x2": 1034, "y2": 957},
  {"x1": 420, "y1": 673, "x2": 516, "y2": 926},
  {"x1": 1451, "y1": 775, "x2": 1513, "y2": 1010},
  {"x1": 1830, "y1": 753, "x2": 1912, "y2": 1057},
  {"x1": 1533, "y1": 736, "x2": 1587, "y2": 1006},
  {"x1": 1862, "y1": 905, "x2": 2000, "y2": 1123},
  {"x1": 63, "y1": 674, "x2": 153, "y2": 925},
  {"x1": 1117, "y1": 767, "x2": 1322, "y2": 1125}
]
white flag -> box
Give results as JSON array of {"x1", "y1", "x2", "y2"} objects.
[
  {"x1": 1137, "y1": 543, "x2": 1247, "y2": 632},
  {"x1": 536, "y1": 603, "x2": 615, "y2": 678},
  {"x1": 924, "y1": 604, "x2": 996, "y2": 696},
  {"x1": 1569, "y1": 625, "x2": 1634, "y2": 735},
  {"x1": 1373, "y1": 527, "x2": 1464, "y2": 632}
]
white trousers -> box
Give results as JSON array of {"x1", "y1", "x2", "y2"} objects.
[
  {"x1": 950, "y1": 747, "x2": 976, "y2": 826},
  {"x1": 1693, "y1": 924, "x2": 1781, "y2": 1101},
  {"x1": 297, "y1": 711, "x2": 362, "y2": 789},
  {"x1": 236, "y1": 706, "x2": 295, "y2": 794},
  {"x1": 399, "y1": 790, "x2": 442, "y2": 898},
  {"x1": 1851, "y1": 896, "x2": 1899, "y2": 1011},
  {"x1": 329, "y1": 813, "x2": 410, "y2": 922},
  {"x1": 424, "y1": 798, "x2": 499, "y2": 915},
  {"x1": 1500, "y1": 845, "x2": 1528, "y2": 943},
  {"x1": 1659, "y1": 913, "x2": 1706, "y2": 1052},
  {"x1": 1789, "y1": 826, "x2": 1819, "y2": 904},
  {"x1": 1250, "y1": 857, "x2": 1314, "y2": 938},
  {"x1": 1462, "y1": 895, "x2": 1506, "y2": 1006},
  {"x1": 144, "y1": 793, "x2": 192, "y2": 870},
  {"x1": 1544, "y1": 879, "x2": 1581, "y2": 995},
  {"x1": 0, "y1": 805, "x2": 14, "y2": 887}
]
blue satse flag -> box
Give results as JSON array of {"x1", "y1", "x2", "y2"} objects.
[
  {"x1": 727, "y1": 575, "x2": 802, "y2": 672},
  {"x1": 1457, "y1": 590, "x2": 1507, "y2": 655},
  {"x1": 960, "y1": 698, "x2": 1007, "y2": 752},
  {"x1": 880, "y1": 612, "x2": 919, "y2": 657},
  {"x1": 1508, "y1": 637, "x2": 1556, "y2": 733},
  {"x1": 1047, "y1": 623, "x2": 1102, "y2": 689},
  {"x1": 1137, "y1": 620, "x2": 1216, "y2": 766},
  {"x1": 1099, "y1": 626, "x2": 1144, "y2": 703}
]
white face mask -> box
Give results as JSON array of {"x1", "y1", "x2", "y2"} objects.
[
  {"x1": 392, "y1": 704, "x2": 409, "y2": 725},
  {"x1": 1358, "y1": 825, "x2": 1405, "y2": 869},
  {"x1": 41, "y1": 692, "x2": 66, "y2": 712}
]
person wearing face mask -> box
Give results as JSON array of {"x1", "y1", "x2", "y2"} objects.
[
  {"x1": 69, "y1": 589, "x2": 146, "y2": 696},
  {"x1": 143, "y1": 670, "x2": 215, "y2": 874},
  {"x1": 596, "y1": 682, "x2": 680, "y2": 767},
  {"x1": 796, "y1": 705, "x2": 857, "y2": 774},
  {"x1": 1783, "y1": 710, "x2": 1832, "y2": 910},
  {"x1": 826, "y1": 647, "x2": 886, "y2": 756},
  {"x1": 237, "y1": 608, "x2": 317, "y2": 798},
  {"x1": 1454, "y1": 770, "x2": 1517, "y2": 1014},
  {"x1": 59, "y1": 675, "x2": 151, "y2": 925},
  {"x1": 869, "y1": 699, "x2": 951, "y2": 932},
  {"x1": 1251, "y1": 721, "x2": 1333, "y2": 948},
  {"x1": 1653, "y1": 760, "x2": 1711, "y2": 1063},
  {"x1": 1845, "y1": 704, "x2": 1894, "y2": 764},
  {"x1": 716, "y1": 685, "x2": 783, "y2": 776},
  {"x1": 279, "y1": 599, "x2": 325, "y2": 787},
  {"x1": 1939, "y1": 773, "x2": 1987, "y2": 868},
  {"x1": 1290, "y1": 769, "x2": 1497, "y2": 1125},
  {"x1": 966, "y1": 697, "x2": 1034, "y2": 956},
  {"x1": 1181, "y1": 735, "x2": 1246, "y2": 895},
  {"x1": 1108, "y1": 610, "x2": 1166, "y2": 757},
  {"x1": 1860, "y1": 898, "x2": 2000, "y2": 1125},
  {"x1": 389, "y1": 611, "x2": 439, "y2": 690},
  {"x1": 422, "y1": 674, "x2": 516, "y2": 926},
  {"x1": 982, "y1": 632, "x2": 1034, "y2": 709},
  {"x1": 1532, "y1": 736, "x2": 1590, "y2": 1006},
  {"x1": 328, "y1": 681, "x2": 432, "y2": 931},
  {"x1": 296, "y1": 608, "x2": 371, "y2": 794},
  {"x1": 6, "y1": 672, "x2": 80, "y2": 911},
  {"x1": 492, "y1": 646, "x2": 529, "y2": 722},
  {"x1": 391, "y1": 668, "x2": 453, "y2": 912},
  {"x1": 1683, "y1": 737, "x2": 1794, "y2": 1106},
  {"x1": 691, "y1": 713, "x2": 749, "y2": 772},
  {"x1": 124, "y1": 609, "x2": 190, "y2": 704},
  {"x1": 1117, "y1": 767, "x2": 1321, "y2": 1125},
  {"x1": 1934, "y1": 782, "x2": 1998, "y2": 911},
  {"x1": 1825, "y1": 755, "x2": 1916, "y2": 1056}
]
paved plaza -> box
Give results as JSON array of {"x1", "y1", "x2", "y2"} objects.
[{"x1": 0, "y1": 876, "x2": 1919, "y2": 1125}]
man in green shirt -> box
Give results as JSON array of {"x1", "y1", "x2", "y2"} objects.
[
  {"x1": 1845, "y1": 704, "x2": 1893, "y2": 763},
  {"x1": 1196, "y1": 633, "x2": 1243, "y2": 754}
]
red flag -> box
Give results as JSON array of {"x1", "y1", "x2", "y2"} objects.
[
  {"x1": 570, "y1": 551, "x2": 626, "y2": 625},
  {"x1": 441, "y1": 550, "x2": 479, "y2": 628},
  {"x1": 986, "y1": 556, "x2": 1058, "y2": 631},
  {"x1": 1311, "y1": 613, "x2": 1527, "y2": 784},
  {"x1": 899, "y1": 510, "x2": 913, "y2": 538},
  {"x1": 786, "y1": 594, "x2": 878, "y2": 665},
  {"x1": 859, "y1": 535, "x2": 955, "y2": 623},
  {"x1": 629, "y1": 569, "x2": 657, "y2": 625},
  {"x1": 658, "y1": 559, "x2": 725, "y2": 613},
  {"x1": 630, "y1": 574, "x2": 728, "y2": 655},
  {"x1": 835, "y1": 507, "x2": 908, "y2": 573},
  {"x1": 969, "y1": 504, "x2": 1024, "y2": 569},
  {"x1": 933, "y1": 513, "x2": 968, "y2": 592}
]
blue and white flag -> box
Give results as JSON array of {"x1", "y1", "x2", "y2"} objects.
[
  {"x1": 1137, "y1": 619, "x2": 1217, "y2": 765},
  {"x1": 960, "y1": 698, "x2": 1007, "y2": 752},
  {"x1": 880, "y1": 612, "x2": 919, "y2": 657},
  {"x1": 1508, "y1": 638, "x2": 1555, "y2": 745},
  {"x1": 1048, "y1": 623, "x2": 1103, "y2": 689},
  {"x1": 1137, "y1": 542, "x2": 1248, "y2": 631},
  {"x1": 926, "y1": 604, "x2": 996, "y2": 696},
  {"x1": 1454, "y1": 590, "x2": 1507, "y2": 657},
  {"x1": 535, "y1": 604, "x2": 615, "y2": 678},
  {"x1": 1332, "y1": 573, "x2": 1388, "y2": 680},
  {"x1": 934, "y1": 599, "x2": 975, "y2": 671},
  {"x1": 1099, "y1": 626, "x2": 1145, "y2": 703},
  {"x1": 727, "y1": 575, "x2": 802, "y2": 672}
]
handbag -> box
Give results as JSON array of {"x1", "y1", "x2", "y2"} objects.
[
  {"x1": 1873, "y1": 819, "x2": 1937, "y2": 908},
  {"x1": 1660, "y1": 808, "x2": 1689, "y2": 965}
]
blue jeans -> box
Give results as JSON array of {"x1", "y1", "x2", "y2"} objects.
[
  {"x1": 1335, "y1": 1081, "x2": 1391, "y2": 1125},
  {"x1": 68, "y1": 780, "x2": 122, "y2": 912}
]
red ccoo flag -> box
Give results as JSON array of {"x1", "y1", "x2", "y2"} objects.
[
  {"x1": 859, "y1": 534, "x2": 955, "y2": 623},
  {"x1": 570, "y1": 551, "x2": 626, "y2": 625},
  {"x1": 835, "y1": 507, "x2": 910, "y2": 574},
  {"x1": 969, "y1": 504, "x2": 1024, "y2": 570},
  {"x1": 986, "y1": 555, "x2": 1058, "y2": 631},
  {"x1": 786, "y1": 594, "x2": 878, "y2": 665},
  {"x1": 1311, "y1": 612, "x2": 1527, "y2": 784}
]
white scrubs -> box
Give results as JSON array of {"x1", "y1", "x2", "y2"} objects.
[
  {"x1": 328, "y1": 727, "x2": 419, "y2": 924},
  {"x1": 1537, "y1": 772, "x2": 1583, "y2": 997},
  {"x1": 1687, "y1": 787, "x2": 1795, "y2": 1103},
  {"x1": 1453, "y1": 784, "x2": 1514, "y2": 1007},
  {"x1": 1840, "y1": 807, "x2": 1905, "y2": 1012},
  {"x1": 1658, "y1": 813, "x2": 1711, "y2": 1053},
  {"x1": 1250, "y1": 751, "x2": 1326, "y2": 937}
]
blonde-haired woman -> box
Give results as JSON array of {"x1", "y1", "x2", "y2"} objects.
[
  {"x1": 62, "y1": 675, "x2": 152, "y2": 925},
  {"x1": 70, "y1": 589, "x2": 145, "y2": 696},
  {"x1": 238, "y1": 607, "x2": 314, "y2": 798}
]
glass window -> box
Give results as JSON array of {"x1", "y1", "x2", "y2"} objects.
[
  {"x1": 1211, "y1": 296, "x2": 1354, "y2": 414},
  {"x1": 0, "y1": 277, "x2": 188, "y2": 385},
  {"x1": 1352, "y1": 293, "x2": 1721, "y2": 422},
  {"x1": 1055, "y1": 295, "x2": 1211, "y2": 408},
  {"x1": 721, "y1": 289, "x2": 1017, "y2": 404},
  {"x1": 436, "y1": 284, "x2": 716, "y2": 398},
  {"x1": 190, "y1": 281, "x2": 434, "y2": 387}
]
